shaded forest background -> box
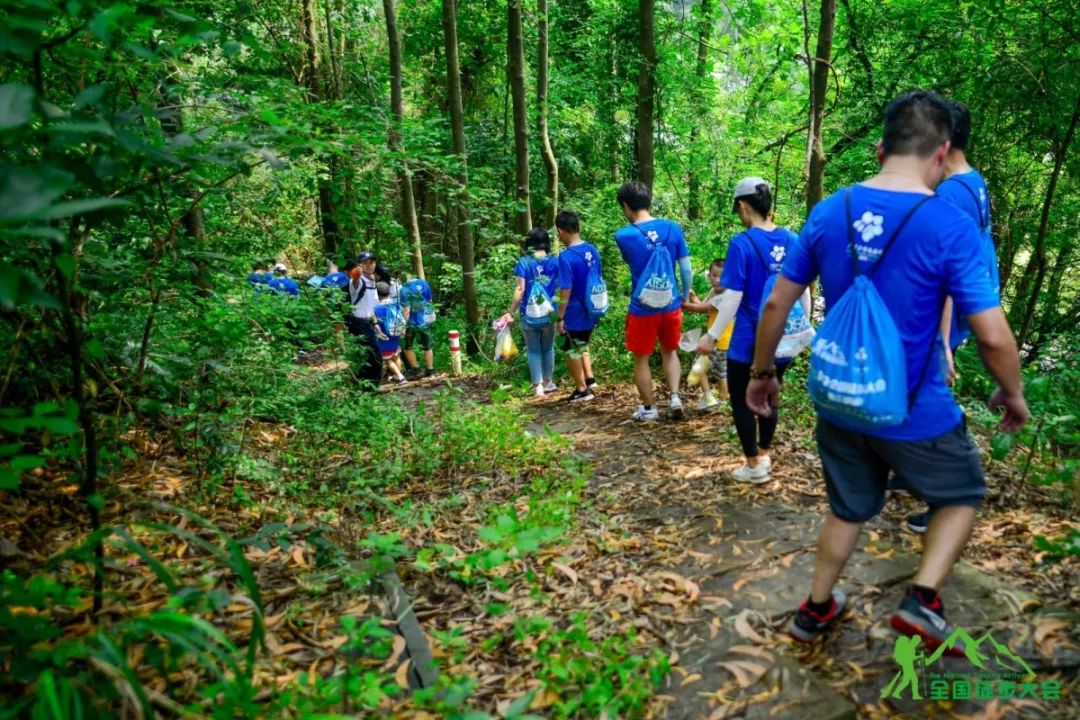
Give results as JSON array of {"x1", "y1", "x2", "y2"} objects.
[{"x1": 1, "y1": 0, "x2": 1078, "y2": 717}]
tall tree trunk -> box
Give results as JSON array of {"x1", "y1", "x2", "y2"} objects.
[
  {"x1": 1016, "y1": 95, "x2": 1080, "y2": 349},
  {"x1": 384, "y1": 0, "x2": 426, "y2": 279},
  {"x1": 805, "y1": 0, "x2": 836, "y2": 213},
  {"x1": 443, "y1": 0, "x2": 480, "y2": 353},
  {"x1": 303, "y1": 0, "x2": 340, "y2": 254},
  {"x1": 635, "y1": 0, "x2": 655, "y2": 189},
  {"x1": 537, "y1": 0, "x2": 558, "y2": 227},
  {"x1": 508, "y1": 0, "x2": 532, "y2": 234},
  {"x1": 687, "y1": 0, "x2": 711, "y2": 221},
  {"x1": 324, "y1": 0, "x2": 342, "y2": 100}
]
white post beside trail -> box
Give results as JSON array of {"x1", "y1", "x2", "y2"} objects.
[{"x1": 449, "y1": 330, "x2": 462, "y2": 376}]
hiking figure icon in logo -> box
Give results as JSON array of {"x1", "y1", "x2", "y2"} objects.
[{"x1": 882, "y1": 635, "x2": 926, "y2": 700}]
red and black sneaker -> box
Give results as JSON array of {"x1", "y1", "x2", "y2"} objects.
[
  {"x1": 890, "y1": 587, "x2": 965, "y2": 658},
  {"x1": 789, "y1": 588, "x2": 847, "y2": 643}
]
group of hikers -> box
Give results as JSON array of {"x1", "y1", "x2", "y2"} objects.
[
  {"x1": 504, "y1": 90, "x2": 1029, "y2": 657},
  {"x1": 249, "y1": 88, "x2": 1027, "y2": 658},
  {"x1": 248, "y1": 253, "x2": 436, "y2": 385}
]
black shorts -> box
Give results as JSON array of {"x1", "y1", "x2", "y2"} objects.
[
  {"x1": 815, "y1": 417, "x2": 985, "y2": 523},
  {"x1": 403, "y1": 326, "x2": 432, "y2": 351},
  {"x1": 561, "y1": 327, "x2": 593, "y2": 351}
]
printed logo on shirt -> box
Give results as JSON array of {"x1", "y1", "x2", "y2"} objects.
[
  {"x1": 770, "y1": 244, "x2": 786, "y2": 264},
  {"x1": 854, "y1": 211, "x2": 884, "y2": 242},
  {"x1": 584, "y1": 250, "x2": 595, "y2": 265},
  {"x1": 854, "y1": 244, "x2": 885, "y2": 263}
]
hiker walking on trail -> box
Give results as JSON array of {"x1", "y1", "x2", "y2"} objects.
[
  {"x1": 555, "y1": 210, "x2": 605, "y2": 403},
  {"x1": 905, "y1": 100, "x2": 1001, "y2": 535},
  {"x1": 747, "y1": 90, "x2": 1028, "y2": 655},
  {"x1": 400, "y1": 274, "x2": 436, "y2": 379},
  {"x1": 614, "y1": 180, "x2": 693, "y2": 421},
  {"x1": 682, "y1": 258, "x2": 733, "y2": 411},
  {"x1": 505, "y1": 228, "x2": 560, "y2": 397},
  {"x1": 696, "y1": 178, "x2": 811, "y2": 483},
  {"x1": 267, "y1": 262, "x2": 299, "y2": 296},
  {"x1": 345, "y1": 251, "x2": 383, "y2": 389}
]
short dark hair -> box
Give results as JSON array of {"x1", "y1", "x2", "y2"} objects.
[
  {"x1": 710, "y1": 257, "x2": 725, "y2": 269},
  {"x1": 251, "y1": 260, "x2": 263, "y2": 272},
  {"x1": 950, "y1": 101, "x2": 971, "y2": 151},
  {"x1": 376, "y1": 282, "x2": 391, "y2": 298},
  {"x1": 343, "y1": 261, "x2": 358, "y2": 273},
  {"x1": 733, "y1": 184, "x2": 772, "y2": 217},
  {"x1": 374, "y1": 262, "x2": 392, "y2": 284},
  {"x1": 554, "y1": 209, "x2": 580, "y2": 233},
  {"x1": 616, "y1": 180, "x2": 651, "y2": 211},
  {"x1": 525, "y1": 227, "x2": 550, "y2": 253},
  {"x1": 882, "y1": 90, "x2": 953, "y2": 158}
]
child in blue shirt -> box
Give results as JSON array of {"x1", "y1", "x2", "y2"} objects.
[{"x1": 373, "y1": 282, "x2": 408, "y2": 385}]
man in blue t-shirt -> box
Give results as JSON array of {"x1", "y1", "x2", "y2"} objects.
[
  {"x1": 938, "y1": 101, "x2": 1000, "y2": 375},
  {"x1": 322, "y1": 261, "x2": 350, "y2": 289},
  {"x1": 614, "y1": 180, "x2": 693, "y2": 421},
  {"x1": 267, "y1": 263, "x2": 299, "y2": 296},
  {"x1": 555, "y1": 210, "x2": 602, "y2": 403},
  {"x1": 904, "y1": 101, "x2": 1002, "y2": 536},
  {"x1": 400, "y1": 275, "x2": 435, "y2": 378},
  {"x1": 247, "y1": 261, "x2": 271, "y2": 290},
  {"x1": 746, "y1": 91, "x2": 1029, "y2": 656}
]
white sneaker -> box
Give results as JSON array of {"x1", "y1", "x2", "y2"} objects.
[
  {"x1": 696, "y1": 392, "x2": 720, "y2": 411},
  {"x1": 757, "y1": 455, "x2": 772, "y2": 472},
  {"x1": 534, "y1": 385, "x2": 545, "y2": 397},
  {"x1": 669, "y1": 394, "x2": 685, "y2": 420},
  {"x1": 543, "y1": 380, "x2": 558, "y2": 393},
  {"x1": 632, "y1": 405, "x2": 660, "y2": 421},
  {"x1": 732, "y1": 462, "x2": 770, "y2": 484}
]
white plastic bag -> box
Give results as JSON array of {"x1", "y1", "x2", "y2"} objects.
[
  {"x1": 678, "y1": 327, "x2": 702, "y2": 353},
  {"x1": 494, "y1": 326, "x2": 519, "y2": 361}
]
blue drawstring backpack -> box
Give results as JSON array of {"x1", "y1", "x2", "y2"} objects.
[
  {"x1": 632, "y1": 224, "x2": 677, "y2": 310},
  {"x1": 384, "y1": 301, "x2": 408, "y2": 337},
  {"x1": 403, "y1": 283, "x2": 437, "y2": 329},
  {"x1": 578, "y1": 247, "x2": 609, "y2": 320},
  {"x1": 746, "y1": 230, "x2": 815, "y2": 361},
  {"x1": 523, "y1": 258, "x2": 556, "y2": 327},
  {"x1": 807, "y1": 189, "x2": 934, "y2": 429}
]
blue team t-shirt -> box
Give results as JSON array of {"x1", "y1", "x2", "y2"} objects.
[
  {"x1": 513, "y1": 254, "x2": 559, "y2": 318},
  {"x1": 782, "y1": 185, "x2": 999, "y2": 441},
  {"x1": 267, "y1": 277, "x2": 299, "y2": 296},
  {"x1": 374, "y1": 302, "x2": 401, "y2": 353},
  {"x1": 401, "y1": 278, "x2": 433, "y2": 328},
  {"x1": 556, "y1": 242, "x2": 603, "y2": 332},
  {"x1": 322, "y1": 271, "x2": 349, "y2": 289},
  {"x1": 614, "y1": 218, "x2": 691, "y2": 316},
  {"x1": 247, "y1": 272, "x2": 271, "y2": 287},
  {"x1": 937, "y1": 170, "x2": 999, "y2": 349},
  {"x1": 721, "y1": 226, "x2": 799, "y2": 364}
]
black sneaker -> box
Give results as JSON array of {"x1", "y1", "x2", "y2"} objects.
[
  {"x1": 905, "y1": 510, "x2": 930, "y2": 534},
  {"x1": 568, "y1": 389, "x2": 594, "y2": 403},
  {"x1": 891, "y1": 587, "x2": 964, "y2": 658},
  {"x1": 395, "y1": 376, "x2": 408, "y2": 386},
  {"x1": 789, "y1": 588, "x2": 846, "y2": 643},
  {"x1": 586, "y1": 377, "x2": 597, "y2": 391},
  {"x1": 424, "y1": 368, "x2": 436, "y2": 378}
]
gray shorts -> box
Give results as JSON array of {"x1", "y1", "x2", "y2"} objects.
[
  {"x1": 815, "y1": 417, "x2": 985, "y2": 523},
  {"x1": 708, "y1": 348, "x2": 728, "y2": 382}
]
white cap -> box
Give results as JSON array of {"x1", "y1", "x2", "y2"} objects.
[
  {"x1": 733, "y1": 176, "x2": 770, "y2": 201},
  {"x1": 273, "y1": 262, "x2": 287, "y2": 272}
]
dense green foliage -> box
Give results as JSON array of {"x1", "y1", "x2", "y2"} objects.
[{"x1": 1, "y1": 0, "x2": 1078, "y2": 716}]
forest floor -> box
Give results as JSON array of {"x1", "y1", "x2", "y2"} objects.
[
  {"x1": 482, "y1": 376, "x2": 1080, "y2": 719},
  {"x1": 6, "y1": 367, "x2": 1079, "y2": 718}
]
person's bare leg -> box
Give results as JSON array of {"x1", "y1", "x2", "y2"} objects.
[
  {"x1": 423, "y1": 348, "x2": 434, "y2": 371},
  {"x1": 912, "y1": 506, "x2": 976, "y2": 590},
  {"x1": 633, "y1": 354, "x2": 654, "y2": 406},
  {"x1": 582, "y1": 351, "x2": 594, "y2": 382},
  {"x1": 402, "y1": 348, "x2": 419, "y2": 370},
  {"x1": 809, "y1": 514, "x2": 863, "y2": 602},
  {"x1": 661, "y1": 348, "x2": 681, "y2": 395},
  {"x1": 387, "y1": 358, "x2": 404, "y2": 379},
  {"x1": 567, "y1": 355, "x2": 587, "y2": 392}
]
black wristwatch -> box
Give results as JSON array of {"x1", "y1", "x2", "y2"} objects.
[{"x1": 749, "y1": 365, "x2": 777, "y2": 380}]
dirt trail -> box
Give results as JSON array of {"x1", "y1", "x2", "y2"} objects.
[{"x1": 509, "y1": 379, "x2": 1079, "y2": 719}]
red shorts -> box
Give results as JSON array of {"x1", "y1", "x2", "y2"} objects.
[
  {"x1": 625, "y1": 308, "x2": 683, "y2": 356},
  {"x1": 381, "y1": 350, "x2": 399, "y2": 360}
]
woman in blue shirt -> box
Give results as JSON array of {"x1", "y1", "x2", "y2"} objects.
[
  {"x1": 699, "y1": 177, "x2": 810, "y2": 484},
  {"x1": 505, "y1": 228, "x2": 560, "y2": 396}
]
